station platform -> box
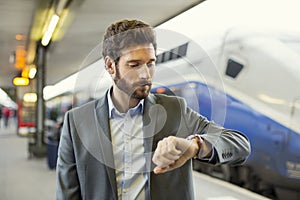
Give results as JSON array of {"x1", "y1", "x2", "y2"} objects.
[{"x1": 0, "y1": 126, "x2": 269, "y2": 200}]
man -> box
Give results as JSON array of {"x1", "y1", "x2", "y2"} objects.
[{"x1": 56, "y1": 19, "x2": 250, "y2": 200}]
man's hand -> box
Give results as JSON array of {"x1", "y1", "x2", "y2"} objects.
[{"x1": 152, "y1": 136, "x2": 199, "y2": 174}]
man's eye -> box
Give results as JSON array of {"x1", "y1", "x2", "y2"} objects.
[
  {"x1": 147, "y1": 62, "x2": 155, "y2": 68},
  {"x1": 129, "y1": 63, "x2": 139, "y2": 68}
]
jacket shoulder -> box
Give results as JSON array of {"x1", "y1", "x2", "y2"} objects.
[
  {"x1": 151, "y1": 93, "x2": 186, "y2": 106},
  {"x1": 71, "y1": 98, "x2": 103, "y2": 114}
]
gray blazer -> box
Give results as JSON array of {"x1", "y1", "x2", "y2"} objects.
[{"x1": 56, "y1": 93, "x2": 250, "y2": 200}]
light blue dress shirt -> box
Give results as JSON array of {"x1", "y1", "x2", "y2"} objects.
[{"x1": 107, "y1": 91, "x2": 148, "y2": 200}]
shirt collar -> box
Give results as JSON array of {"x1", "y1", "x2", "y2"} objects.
[{"x1": 107, "y1": 87, "x2": 144, "y2": 119}]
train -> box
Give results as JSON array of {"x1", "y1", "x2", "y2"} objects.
[
  {"x1": 43, "y1": 27, "x2": 300, "y2": 199},
  {"x1": 152, "y1": 28, "x2": 300, "y2": 199}
]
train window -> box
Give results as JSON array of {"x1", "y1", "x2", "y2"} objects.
[
  {"x1": 225, "y1": 59, "x2": 244, "y2": 78},
  {"x1": 177, "y1": 43, "x2": 188, "y2": 58},
  {"x1": 156, "y1": 54, "x2": 163, "y2": 64},
  {"x1": 155, "y1": 43, "x2": 188, "y2": 64},
  {"x1": 163, "y1": 51, "x2": 172, "y2": 62},
  {"x1": 170, "y1": 49, "x2": 179, "y2": 60}
]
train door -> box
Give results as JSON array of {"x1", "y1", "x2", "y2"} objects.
[
  {"x1": 286, "y1": 98, "x2": 300, "y2": 179},
  {"x1": 290, "y1": 98, "x2": 300, "y2": 135}
]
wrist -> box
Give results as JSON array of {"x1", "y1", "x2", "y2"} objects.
[{"x1": 187, "y1": 134, "x2": 202, "y2": 159}]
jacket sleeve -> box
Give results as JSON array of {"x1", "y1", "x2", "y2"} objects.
[
  {"x1": 56, "y1": 111, "x2": 81, "y2": 200},
  {"x1": 180, "y1": 98, "x2": 251, "y2": 165}
]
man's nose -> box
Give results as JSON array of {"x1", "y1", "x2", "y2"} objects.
[{"x1": 139, "y1": 64, "x2": 151, "y2": 79}]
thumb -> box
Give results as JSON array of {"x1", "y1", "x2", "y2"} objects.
[{"x1": 153, "y1": 166, "x2": 169, "y2": 174}]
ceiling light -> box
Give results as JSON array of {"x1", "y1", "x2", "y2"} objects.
[
  {"x1": 15, "y1": 34, "x2": 26, "y2": 41},
  {"x1": 29, "y1": 67, "x2": 37, "y2": 79},
  {"x1": 21, "y1": 69, "x2": 29, "y2": 78},
  {"x1": 41, "y1": 14, "x2": 60, "y2": 46},
  {"x1": 13, "y1": 77, "x2": 30, "y2": 86},
  {"x1": 23, "y1": 93, "x2": 37, "y2": 103}
]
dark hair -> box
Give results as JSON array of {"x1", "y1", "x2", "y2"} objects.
[{"x1": 102, "y1": 19, "x2": 157, "y2": 63}]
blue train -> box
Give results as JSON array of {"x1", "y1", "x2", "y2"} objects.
[{"x1": 150, "y1": 28, "x2": 300, "y2": 199}]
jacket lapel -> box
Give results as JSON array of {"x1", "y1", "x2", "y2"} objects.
[
  {"x1": 94, "y1": 96, "x2": 118, "y2": 199},
  {"x1": 143, "y1": 94, "x2": 156, "y2": 172}
]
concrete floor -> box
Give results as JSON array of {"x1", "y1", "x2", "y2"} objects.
[{"x1": 0, "y1": 126, "x2": 56, "y2": 200}]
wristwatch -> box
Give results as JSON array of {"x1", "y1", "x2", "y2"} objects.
[{"x1": 186, "y1": 134, "x2": 203, "y2": 159}]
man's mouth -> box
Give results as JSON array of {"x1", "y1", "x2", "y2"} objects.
[{"x1": 135, "y1": 81, "x2": 152, "y2": 87}]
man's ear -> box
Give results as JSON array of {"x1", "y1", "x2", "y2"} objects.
[{"x1": 104, "y1": 56, "x2": 115, "y2": 75}]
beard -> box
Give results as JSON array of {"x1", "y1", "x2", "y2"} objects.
[{"x1": 113, "y1": 67, "x2": 152, "y2": 100}]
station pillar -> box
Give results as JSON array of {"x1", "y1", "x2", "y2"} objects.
[{"x1": 31, "y1": 43, "x2": 47, "y2": 157}]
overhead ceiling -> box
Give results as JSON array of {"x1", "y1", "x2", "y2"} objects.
[
  {"x1": 0, "y1": 0, "x2": 36, "y2": 88},
  {"x1": 0, "y1": 0, "x2": 205, "y2": 90}
]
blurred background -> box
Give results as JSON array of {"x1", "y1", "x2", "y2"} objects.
[{"x1": 0, "y1": 0, "x2": 300, "y2": 199}]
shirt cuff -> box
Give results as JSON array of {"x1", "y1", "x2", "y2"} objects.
[
  {"x1": 197, "y1": 147, "x2": 217, "y2": 162},
  {"x1": 187, "y1": 134, "x2": 214, "y2": 160}
]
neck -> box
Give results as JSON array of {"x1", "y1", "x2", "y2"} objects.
[{"x1": 110, "y1": 86, "x2": 140, "y2": 113}]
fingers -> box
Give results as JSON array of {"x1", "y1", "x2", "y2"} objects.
[
  {"x1": 152, "y1": 136, "x2": 200, "y2": 174},
  {"x1": 153, "y1": 165, "x2": 175, "y2": 174},
  {"x1": 152, "y1": 136, "x2": 182, "y2": 170},
  {"x1": 153, "y1": 166, "x2": 168, "y2": 174},
  {"x1": 153, "y1": 155, "x2": 187, "y2": 174}
]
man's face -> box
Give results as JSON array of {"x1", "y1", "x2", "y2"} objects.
[{"x1": 113, "y1": 43, "x2": 156, "y2": 99}]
